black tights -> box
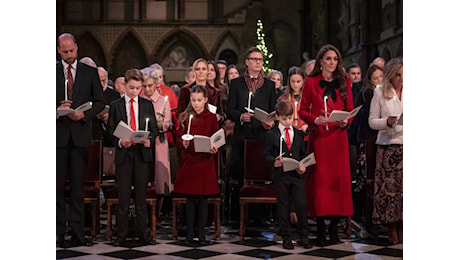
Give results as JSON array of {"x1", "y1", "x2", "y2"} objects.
[
  {"x1": 185, "y1": 195, "x2": 208, "y2": 240},
  {"x1": 316, "y1": 216, "x2": 341, "y2": 244}
]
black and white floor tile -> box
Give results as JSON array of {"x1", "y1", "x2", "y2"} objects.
[{"x1": 56, "y1": 210, "x2": 403, "y2": 259}]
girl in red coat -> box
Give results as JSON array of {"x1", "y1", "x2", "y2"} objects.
[
  {"x1": 174, "y1": 84, "x2": 220, "y2": 245},
  {"x1": 299, "y1": 44, "x2": 354, "y2": 247}
]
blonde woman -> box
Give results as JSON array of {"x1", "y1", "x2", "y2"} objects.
[{"x1": 368, "y1": 57, "x2": 403, "y2": 244}]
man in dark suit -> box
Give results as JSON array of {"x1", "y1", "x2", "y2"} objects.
[
  {"x1": 107, "y1": 68, "x2": 159, "y2": 246},
  {"x1": 226, "y1": 47, "x2": 277, "y2": 222},
  {"x1": 93, "y1": 66, "x2": 121, "y2": 146},
  {"x1": 56, "y1": 33, "x2": 105, "y2": 247}
]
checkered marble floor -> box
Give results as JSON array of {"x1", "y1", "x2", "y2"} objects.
[{"x1": 56, "y1": 212, "x2": 403, "y2": 259}]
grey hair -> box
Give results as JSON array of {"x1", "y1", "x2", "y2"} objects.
[
  {"x1": 80, "y1": 57, "x2": 97, "y2": 68},
  {"x1": 140, "y1": 67, "x2": 159, "y2": 81},
  {"x1": 149, "y1": 63, "x2": 165, "y2": 75}
]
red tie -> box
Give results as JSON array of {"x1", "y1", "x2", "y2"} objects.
[
  {"x1": 130, "y1": 99, "x2": 136, "y2": 131},
  {"x1": 285, "y1": 128, "x2": 291, "y2": 150},
  {"x1": 67, "y1": 65, "x2": 74, "y2": 99}
]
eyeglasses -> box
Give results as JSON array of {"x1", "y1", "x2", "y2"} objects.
[{"x1": 247, "y1": 57, "x2": 263, "y2": 62}]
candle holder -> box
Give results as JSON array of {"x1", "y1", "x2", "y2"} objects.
[
  {"x1": 181, "y1": 134, "x2": 194, "y2": 141},
  {"x1": 60, "y1": 100, "x2": 73, "y2": 104}
]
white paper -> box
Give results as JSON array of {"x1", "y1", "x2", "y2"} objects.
[
  {"x1": 208, "y1": 104, "x2": 217, "y2": 114},
  {"x1": 253, "y1": 107, "x2": 276, "y2": 122},
  {"x1": 282, "y1": 153, "x2": 316, "y2": 172},
  {"x1": 397, "y1": 113, "x2": 403, "y2": 125},
  {"x1": 97, "y1": 105, "x2": 110, "y2": 117},
  {"x1": 193, "y1": 128, "x2": 226, "y2": 153},
  {"x1": 327, "y1": 105, "x2": 362, "y2": 122},
  {"x1": 113, "y1": 120, "x2": 150, "y2": 143},
  {"x1": 57, "y1": 101, "x2": 93, "y2": 117}
]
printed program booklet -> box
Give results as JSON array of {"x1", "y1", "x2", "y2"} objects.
[
  {"x1": 193, "y1": 128, "x2": 226, "y2": 153},
  {"x1": 57, "y1": 101, "x2": 92, "y2": 117},
  {"x1": 113, "y1": 121, "x2": 150, "y2": 143},
  {"x1": 282, "y1": 153, "x2": 316, "y2": 172}
]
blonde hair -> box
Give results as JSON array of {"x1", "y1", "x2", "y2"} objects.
[{"x1": 381, "y1": 57, "x2": 403, "y2": 100}]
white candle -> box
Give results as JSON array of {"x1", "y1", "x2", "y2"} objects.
[
  {"x1": 65, "y1": 79, "x2": 68, "y2": 101},
  {"x1": 324, "y1": 96, "x2": 328, "y2": 117},
  {"x1": 145, "y1": 118, "x2": 149, "y2": 131},
  {"x1": 279, "y1": 135, "x2": 283, "y2": 158},
  {"x1": 186, "y1": 114, "x2": 193, "y2": 135},
  {"x1": 294, "y1": 100, "x2": 298, "y2": 122},
  {"x1": 324, "y1": 96, "x2": 329, "y2": 130},
  {"x1": 159, "y1": 96, "x2": 168, "y2": 114},
  {"x1": 247, "y1": 91, "x2": 252, "y2": 109}
]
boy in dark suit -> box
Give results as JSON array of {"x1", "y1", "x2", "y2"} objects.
[
  {"x1": 264, "y1": 100, "x2": 312, "y2": 250},
  {"x1": 107, "y1": 68, "x2": 159, "y2": 246}
]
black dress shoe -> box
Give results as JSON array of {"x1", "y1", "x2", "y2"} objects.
[
  {"x1": 112, "y1": 238, "x2": 126, "y2": 247},
  {"x1": 71, "y1": 235, "x2": 93, "y2": 247},
  {"x1": 198, "y1": 238, "x2": 210, "y2": 246},
  {"x1": 282, "y1": 239, "x2": 294, "y2": 250},
  {"x1": 298, "y1": 237, "x2": 313, "y2": 249},
  {"x1": 56, "y1": 234, "x2": 65, "y2": 248},
  {"x1": 139, "y1": 237, "x2": 156, "y2": 246}
]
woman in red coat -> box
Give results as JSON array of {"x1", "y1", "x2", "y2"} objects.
[
  {"x1": 175, "y1": 84, "x2": 220, "y2": 245},
  {"x1": 299, "y1": 44, "x2": 354, "y2": 247}
]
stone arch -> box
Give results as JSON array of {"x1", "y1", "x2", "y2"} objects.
[
  {"x1": 110, "y1": 30, "x2": 148, "y2": 78},
  {"x1": 210, "y1": 31, "x2": 240, "y2": 65},
  {"x1": 151, "y1": 28, "x2": 208, "y2": 83},
  {"x1": 76, "y1": 31, "x2": 107, "y2": 68},
  {"x1": 379, "y1": 45, "x2": 392, "y2": 61}
]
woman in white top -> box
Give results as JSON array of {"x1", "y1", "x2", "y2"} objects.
[{"x1": 368, "y1": 57, "x2": 403, "y2": 244}]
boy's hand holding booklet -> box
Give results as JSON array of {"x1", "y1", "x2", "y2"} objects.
[
  {"x1": 113, "y1": 121, "x2": 150, "y2": 143},
  {"x1": 57, "y1": 101, "x2": 92, "y2": 117},
  {"x1": 327, "y1": 105, "x2": 362, "y2": 122},
  {"x1": 193, "y1": 128, "x2": 226, "y2": 153},
  {"x1": 282, "y1": 153, "x2": 316, "y2": 172}
]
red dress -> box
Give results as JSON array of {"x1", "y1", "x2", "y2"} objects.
[
  {"x1": 174, "y1": 109, "x2": 220, "y2": 195},
  {"x1": 298, "y1": 74, "x2": 354, "y2": 217}
]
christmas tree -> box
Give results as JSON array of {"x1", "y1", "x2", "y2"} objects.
[{"x1": 256, "y1": 19, "x2": 273, "y2": 73}]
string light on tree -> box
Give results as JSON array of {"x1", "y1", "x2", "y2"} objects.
[{"x1": 256, "y1": 19, "x2": 273, "y2": 73}]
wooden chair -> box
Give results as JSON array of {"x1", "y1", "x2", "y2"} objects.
[
  {"x1": 105, "y1": 160, "x2": 157, "y2": 240},
  {"x1": 171, "y1": 151, "x2": 222, "y2": 241},
  {"x1": 239, "y1": 139, "x2": 277, "y2": 241},
  {"x1": 64, "y1": 140, "x2": 102, "y2": 239}
]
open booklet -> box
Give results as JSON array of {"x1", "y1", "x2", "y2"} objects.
[
  {"x1": 57, "y1": 101, "x2": 92, "y2": 117},
  {"x1": 282, "y1": 153, "x2": 316, "y2": 172},
  {"x1": 113, "y1": 121, "x2": 150, "y2": 143},
  {"x1": 327, "y1": 105, "x2": 362, "y2": 122},
  {"x1": 245, "y1": 107, "x2": 276, "y2": 122},
  {"x1": 397, "y1": 113, "x2": 403, "y2": 125},
  {"x1": 97, "y1": 105, "x2": 110, "y2": 117},
  {"x1": 193, "y1": 128, "x2": 226, "y2": 153}
]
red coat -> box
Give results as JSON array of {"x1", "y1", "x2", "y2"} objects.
[
  {"x1": 174, "y1": 109, "x2": 220, "y2": 195},
  {"x1": 299, "y1": 74, "x2": 354, "y2": 217}
]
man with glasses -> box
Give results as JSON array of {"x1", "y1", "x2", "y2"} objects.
[{"x1": 226, "y1": 47, "x2": 277, "y2": 223}]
